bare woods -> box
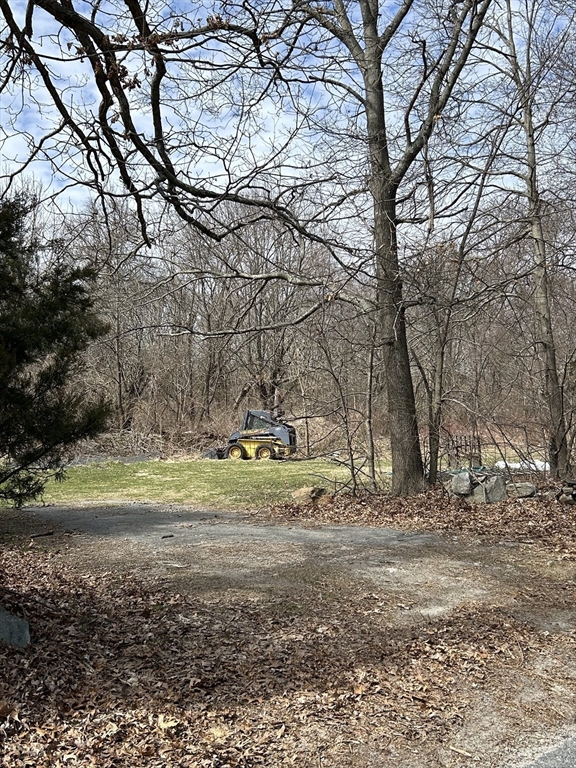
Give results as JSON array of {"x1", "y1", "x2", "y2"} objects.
[{"x1": 2, "y1": 0, "x2": 576, "y2": 490}]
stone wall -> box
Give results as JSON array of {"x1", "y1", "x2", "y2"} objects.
[{"x1": 447, "y1": 470, "x2": 537, "y2": 503}]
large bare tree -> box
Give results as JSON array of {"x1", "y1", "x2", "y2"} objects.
[{"x1": 284, "y1": 0, "x2": 493, "y2": 493}]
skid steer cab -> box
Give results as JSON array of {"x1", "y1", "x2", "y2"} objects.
[{"x1": 226, "y1": 410, "x2": 297, "y2": 460}]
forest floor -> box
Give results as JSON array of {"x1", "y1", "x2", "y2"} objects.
[{"x1": 1, "y1": 489, "x2": 576, "y2": 767}]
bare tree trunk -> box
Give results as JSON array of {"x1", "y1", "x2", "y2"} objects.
[
  {"x1": 380, "y1": 306, "x2": 425, "y2": 495},
  {"x1": 505, "y1": 0, "x2": 570, "y2": 476},
  {"x1": 115, "y1": 299, "x2": 126, "y2": 430},
  {"x1": 530, "y1": 196, "x2": 568, "y2": 475},
  {"x1": 428, "y1": 345, "x2": 446, "y2": 485},
  {"x1": 368, "y1": 94, "x2": 425, "y2": 493},
  {"x1": 299, "y1": 376, "x2": 311, "y2": 457},
  {"x1": 525, "y1": 130, "x2": 568, "y2": 476},
  {"x1": 365, "y1": 337, "x2": 377, "y2": 489}
]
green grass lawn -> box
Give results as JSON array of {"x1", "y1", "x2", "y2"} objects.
[{"x1": 41, "y1": 458, "x2": 351, "y2": 509}]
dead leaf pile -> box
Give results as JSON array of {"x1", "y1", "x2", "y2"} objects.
[
  {"x1": 256, "y1": 490, "x2": 576, "y2": 557},
  {"x1": 1, "y1": 544, "x2": 575, "y2": 767}
]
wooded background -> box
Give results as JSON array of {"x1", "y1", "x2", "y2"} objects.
[{"x1": 2, "y1": 0, "x2": 576, "y2": 490}]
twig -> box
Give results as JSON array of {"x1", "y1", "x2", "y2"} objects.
[
  {"x1": 29, "y1": 530, "x2": 54, "y2": 539},
  {"x1": 449, "y1": 745, "x2": 474, "y2": 758},
  {"x1": 515, "y1": 635, "x2": 525, "y2": 664},
  {"x1": 0, "y1": 586, "x2": 68, "y2": 616},
  {"x1": 550, "y1": 705, "x2": 567, "y2": 719}
]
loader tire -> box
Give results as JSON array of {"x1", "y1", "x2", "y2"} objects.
[
  {"x1": 255, "y1": 444, "x2": 275, "y2": 460},
  {"x1": 227, "y1": 443, "x2": 246, "y2": 460}
]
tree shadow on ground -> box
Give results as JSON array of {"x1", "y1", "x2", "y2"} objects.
[{"x1": 1, "y1": 544, "x2": 574, "y2": 767}]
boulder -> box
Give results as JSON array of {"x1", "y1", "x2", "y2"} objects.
[
  {"x1": 470, "y1": 475, "x2": 507, "y2": 504},
  {"x1": 451, "y1": 471, "x2": 472, "y2": 496},
  {"x1": 291, "y1": 486, "x2": 328, "y2": 505},
  {"x1": 507, "y1": 482, "x2": 537, "y2": 499},
  {"x1": 472, "y1": 484, "x2": 487, "y2": 504},
  {"x1": 484, "y1": 475, "x2": 507, "y2": 503},
  {"x1": 0, "y1": 606, "x2": 30, "y2": 648}
]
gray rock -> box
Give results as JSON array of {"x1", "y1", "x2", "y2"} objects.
[
  {"x1": 484, "y1": 475, "x2": 507, "y2": 503},
  {"x1": 471, "y1": 484, "x2": 487, "y2": 503},
  {"x1": 507, "y1": 482, "x2": 537, "y2": 498},
  {"x1": 559, "y1": 494, "x2": 576, "y2": 505},
  {"x1": 451, "y1": 471, "x2": 472, "y2": 496},
  {"x1": 0, "y1": 606, "x2": 30, "y2": 648}
]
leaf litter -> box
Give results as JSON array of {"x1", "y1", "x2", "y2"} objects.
[
  {"x1": 255, "y1": 489, "x2": 576, "y2": 559},
  {"x1": 1, "y1": 491, "x2": 576, "y2": 767}
]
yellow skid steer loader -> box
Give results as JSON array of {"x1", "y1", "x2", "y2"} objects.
[{"x1": 226, "y1": 410, "x2": 297, "y2": 460}]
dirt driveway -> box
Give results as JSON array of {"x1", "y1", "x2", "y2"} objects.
[
  {"x1": 22, "y1": 501, "x2": 575, "y2": 633},
  {"x1": 2, "y1": 500, "x2": 576, "y2": 767}
]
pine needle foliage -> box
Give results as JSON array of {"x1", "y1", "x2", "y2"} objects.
[{"x1": 0, "y1": 196, "x2": 110, "y2": 506}]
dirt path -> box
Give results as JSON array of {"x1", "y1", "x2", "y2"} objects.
[{"x1": 3, "y1": 501, "x2": 576, "y2": 767}]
